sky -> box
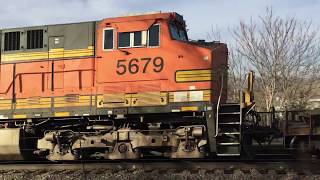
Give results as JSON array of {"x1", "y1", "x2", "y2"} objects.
[{"x1": 0, "y1": 0, "x2": 319, "y2": 42}]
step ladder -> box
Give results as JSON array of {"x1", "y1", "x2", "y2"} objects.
[{"x1": 216, "y1": 103, "x2": 242, "y2": 156}]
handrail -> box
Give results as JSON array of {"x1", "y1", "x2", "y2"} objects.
[
  {"x1": 215, "y1": 73, "x2": 224, "y2": 137},
  {"x1": 245, "y1": 103, "x2": 256, "y2": 116},
  {"x1": 0, "y1": 68, "x2": 94, "y2": 95}
]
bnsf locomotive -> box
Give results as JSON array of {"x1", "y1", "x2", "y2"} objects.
[{"x1": 0, "y1": 12, "x2": 318, "y2": 161}]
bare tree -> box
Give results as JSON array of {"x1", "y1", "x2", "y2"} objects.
[
  {"x1": 207, "y1": 25, "x2": 222, "y2": 42},
  {"x1": 207, "y1": 26, "x2": 250, "y2": 103},
  {"x1": 233, "y1": 7, "x2": 320, "y2": 110},
  {"x1": 227, "y1": 48, "x2": 249, "y2": 103}
]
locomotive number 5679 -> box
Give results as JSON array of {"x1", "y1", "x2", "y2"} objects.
[{"x1": 116, "y1": 57, "x2": 164, "y2": 75}]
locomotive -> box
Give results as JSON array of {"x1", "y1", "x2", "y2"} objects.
[{"x1": 0, "y1": 12, "x2": 318, "y2": 161}]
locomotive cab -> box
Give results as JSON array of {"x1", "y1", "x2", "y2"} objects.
[{"x1": 96, "y1": 12, "x2": 228, "y2": 111}]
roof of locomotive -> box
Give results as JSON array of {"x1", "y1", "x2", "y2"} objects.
[
  {"x1": 103, "y1": 12, "x2": 180, "y2": 22},
  {"x1": 0, "y1": 12, "x2": 181, "y2": 31},
  {"x1": 0, "y1": 20, "x2": 95, "y2": 31}
]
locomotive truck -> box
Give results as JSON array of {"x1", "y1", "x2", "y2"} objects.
[{"x1": 0, "y1": 12, "x2": 318, "y2": 161}]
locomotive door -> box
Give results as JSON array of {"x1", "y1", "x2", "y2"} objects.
[{"x1": 48, "y1": 36, "x2": 64, "y2": 90}]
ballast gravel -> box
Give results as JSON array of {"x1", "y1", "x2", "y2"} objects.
[{"x1": 0, "y1": 169, "x2": 319, "y2": 180}]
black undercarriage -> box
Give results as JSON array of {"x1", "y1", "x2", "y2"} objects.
[{"x1": 0, "y1": 105, "x2": 319, "y2": 161}]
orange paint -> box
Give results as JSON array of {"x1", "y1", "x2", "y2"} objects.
[{"x1": 0, "y1": 12, "x2": 228, "y2": 108}]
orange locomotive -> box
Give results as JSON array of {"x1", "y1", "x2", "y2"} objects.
[{"x1": 0, "y1": 12, "x2": 229, "y2": 160}]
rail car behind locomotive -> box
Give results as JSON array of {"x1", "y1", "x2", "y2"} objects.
[{"x1": 0, "y1": 12, "x2": 318, "y2": 161}]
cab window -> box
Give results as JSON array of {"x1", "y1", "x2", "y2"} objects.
[
  {"x1": 119, "y1": 32, "x2": 130, "y2": 48},
  {"x1": 169, "y1": 22, "x2": 188, "y2": 41},
  {"x1": 118, "y1": 31, "x2": 143, "y2": 48},
  {"x1": 148, "y1": 24, "x2": 160, "y2": 46},
  {"x1": 116, "y1": 24, "x2": 160, "y2": 48},
  {"x1": 103, "y1": 28, "x2": 114, "y2": 50},
  {"x1": 134, "y1": 31, "x2": 142, "y2": 46}
]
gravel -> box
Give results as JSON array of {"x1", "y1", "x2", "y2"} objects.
[{"x1": 0, "y1": 169, "x2": 319, "y2": 180}]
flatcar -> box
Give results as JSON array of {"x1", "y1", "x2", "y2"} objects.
[{"x1": 0, "y1": 12, "x2": 318, "y2": 161}]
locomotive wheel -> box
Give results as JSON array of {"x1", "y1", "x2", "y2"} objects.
[{"x1": 118, "y1": 143, "x2": 128, "y2": 153}]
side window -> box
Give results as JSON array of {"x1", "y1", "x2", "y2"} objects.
[
  {"x1": 133, "y1": 31, "x2": 142, "y2": 46},
  {"x1": 27, "y1": 29, "x2": 44, "y2": 49},
  {"x1": 4, "y1": 31, "x2": 20, "y2": 51},
  {"x1": 118, "y1": 31, "x2": 143, "y2": 48},
  {"x1": 115, "y1": 24, "x2": 160, "y2": 49},
  {"x1": 118, "y1": 32, "x2": 130, "y2": 48},
  {"x1": 148, "y1": 24, "x2": 160, "y2": 47},
  {"x1": 103, "y1": 29, "x2": 114, "y2": 50}
]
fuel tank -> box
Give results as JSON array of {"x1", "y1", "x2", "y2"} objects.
[{"x1": 0, "y1": 128, "x2": 36, "y2": 160}]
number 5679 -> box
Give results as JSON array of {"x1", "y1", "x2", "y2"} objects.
[{"x1": 116, "y1": 57, "x2": 164, "y2": 75}]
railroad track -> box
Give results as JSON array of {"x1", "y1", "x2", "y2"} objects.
[
  {"x1": 0, "y1": 159, "x2": 319, "y2": 174},
  {"x1": 0, "y1": 160, "x2": 318, "y2": 179}
]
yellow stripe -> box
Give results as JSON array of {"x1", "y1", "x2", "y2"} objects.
[
  {"x1": 2, "y1": 53, "x2": 49, "y2": 61},
  {"x1": 55, "y1": 112, "x2": 70, "y2": 117},
  {"x1": 54, "y1": 102, "x2": 90, "y2": 108},
  {"x1": 181, "y1": 106, "x2": 199, "y2": 111},
  {"x1": 0, "y1": 89, "x2": 208, "y2": 111},
  {"x1": 15, "y1": 97, "x2": 51, "y2": 109},
  {"x1": 176, "y1": 77, "x2": 211, "y2": 82},
  {"x1": 1, "y1": 46, "x2": 94, "y2": 62},
  {"x1": 14, "y1": 96, "x2": 93, "y2": 109},
  {"x1": 0, "y1": 106, "x2": 11, "y2": 110},
  {"x1": 49, "y1": 48, "x2": 64, "y2": 52},
  {"x1": 176, "y1": 70, "x2": 212, "y2": 82},
  {"x1": 0, "y1": 95, "x2": 95, "y2": 110},
  {"x1": 16, "y1": 105, "x2": 50, "y2": 109},
  {"x1": 13, "y1": 114, "x2": 27, "y2": 119},
  {"x1": 0, "y1": 99, "x2": 12, "y2": 109},
  {"x1": 177, "y1": 69, "x2": 211, "y2": 74}
]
